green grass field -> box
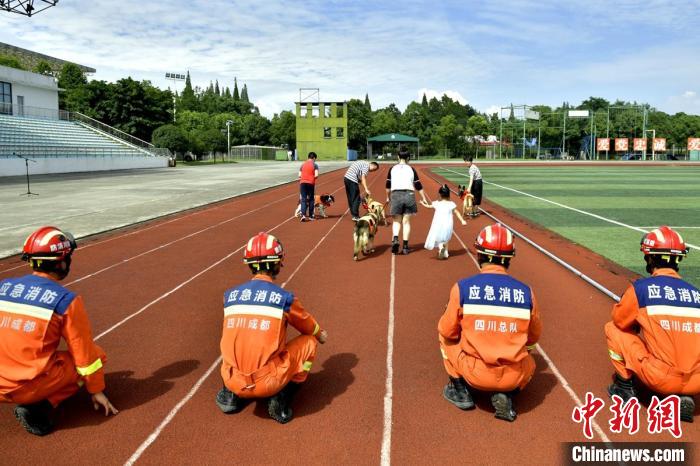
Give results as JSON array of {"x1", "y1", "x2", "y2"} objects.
[{"x1": 433, "y1": 165, "x2": 700, "y2": 288}]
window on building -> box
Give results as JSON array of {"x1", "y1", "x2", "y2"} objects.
[
  {"x1": 0, "y1": 81, "x2": 11, "y2": 115},
  {"x1": 337, "y1": 105, "x2": 344, "y2": 118},
  {"x1": 323, "y1": 127, "x2": 331, "y2": 138},
  {"x1": 324, "y1": 104, "x2": 332, "y2": 118},
  {"x1": 336, "y1": 128, "x2": 344, "y2": 138},
  {"x1": 311, "y1": 104, "x2": 319, "y2": 118}
]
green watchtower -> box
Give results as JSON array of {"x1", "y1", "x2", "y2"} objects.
[{"x1": 295, "y1": 101, "x2": 348, "y2": 160}]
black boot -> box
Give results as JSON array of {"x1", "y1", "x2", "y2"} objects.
[
  {"x1": 680, "y1": 395, "x2": 695, "y2": 423},
  {"x1": 607, "y1": 373, "x2": 637, "y2": 402},
  {"x1": 443, "y1": 377, "x2": 475, "y2": 410},
  {"x1": 391, "y1": 237, "x2": 399, "y2": 255},
  {"x1": 215, "y1": 386, "x2": 244, "y2": 414},
  {"x1": 491, "y1": 392, "x2": 517, "y2": 422},
  {"x1": 268, "y1": 382, "x2": 301, "y2": 424},
  {"x1": 14, "y1": 399, "x2": 54, "y2": 436}
]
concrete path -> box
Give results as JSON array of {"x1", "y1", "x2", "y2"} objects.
[{"x1": 0, "y1": 161, "x2": 348, "y2": 258}]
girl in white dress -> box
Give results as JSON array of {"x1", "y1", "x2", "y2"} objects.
[{"x1": 421, "y1": 185, "x2": 467, "y2": 259}]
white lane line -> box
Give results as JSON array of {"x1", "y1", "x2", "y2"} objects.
[
  {"x1": 94, "y1": 215, "x2": 295, "y2": 341},
  {"x1": 440, "y1": 167, "x2": 699, "y2": 251},
  {"x1": 123, "y1": 208, "x2": 350, "y2": 466},
  {"x1": 67, "y1": 182, "x2": 344, "y2": 287},
  {"x1": 380, "y1": 254, "x2": 396, "y2": 466}
]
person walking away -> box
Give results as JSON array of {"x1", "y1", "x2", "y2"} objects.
[
  {"x1": 386, "y1": 150, "x2": 428, "y2": 255},
  {"x1": 438, "y1": 223, "x2": 542, "y2": 421},
  {"x1": 421, "y1": 184, "x2": 467, "y2": 259},
  {"x1": 298, "y1": 152, "x2": 319, "y2": 222},
  {"x1": 0, "y1": 226, "x2": 117, "y2": 436},
  {"x1": 605, "y1": 226, "x2": 700, "y2": 422},
  {"x1": 344, "y1": 160, "x2": 379, "y2": 221},
  {"x1": 464, "y1": 156, "x2": 483, "y2": 217},
  {"x1": 216, "y1": 232, "x2": 328, "y2": 424}
]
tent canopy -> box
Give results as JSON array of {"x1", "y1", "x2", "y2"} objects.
[{"x1": 367, "y1": 133, "x2": 419, "y2": 143}]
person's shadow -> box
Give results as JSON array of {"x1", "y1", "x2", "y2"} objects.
[
  {"x1": 56, "y1": 359, "x2": 200, "y2": 429},
  {"x1": 468, "y1": 352, "x2": 557, "y2": 415},
  {"x1": 251, "y1": 353, "x2": 358, "y2": 419}
]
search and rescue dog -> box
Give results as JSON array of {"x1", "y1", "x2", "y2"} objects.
[
  {"x1": 458, "y1": 185, "x2": 474, "y2": 218},
  {"x1": 361, "y1": 195, "x2": 388, "y2": 226},
  {"x1": 294, "y1": 194, "x2": 336, "y2": 219},
  {"x1": 353, "y1": 210, "x2": 380, "y2": 261}
]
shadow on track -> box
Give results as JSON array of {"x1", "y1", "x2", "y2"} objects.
[{"x1": 57, "y1": 359, "x2": 201, "y2": 429}]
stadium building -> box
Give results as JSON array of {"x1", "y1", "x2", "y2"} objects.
[{"x1": 0, "y1": 43, "x2": 169, "y2": 176}]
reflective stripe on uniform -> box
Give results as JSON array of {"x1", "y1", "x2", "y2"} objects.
[
  {"x1": 302, "y1": 361, "x2": 313, "y2": 371},
  {"x1": 76, "y1": 358, "x2": 103, "y2": 376},
  {"x1": 646, "y1": 305, "x2": 700, "y2": 319},
  {"x1": 608, "y1": 349, "x2": 624, "y2": 362},
  {"x1": 312, "y1": 323, "x2": 320, "y2": 336},
  {"x1": 0, "y1": 299, "x2": 54, "y2": 321},
  {"x1": 526, "y1": 344, "x2": 536, "y2": 351},
  {"x1": 440, "y1": 347, "x2": 448, "y2": 359},
  {"x1": 224, "y1": 304, "x2": 283, "y2": 319},
  {"x1": 461, "y1": 304, "x2": 530, "y2": 320}
]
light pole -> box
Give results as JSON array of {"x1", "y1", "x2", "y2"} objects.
[
  {"x1": 165, "y1": 72, "x2": 186, "y2": 122},
  {"x1": 645, "y1": 129, "x2": 656, "y2": 161},
  {"x1": 226, "y1": 120, "x2": 234, "y2": 161}
]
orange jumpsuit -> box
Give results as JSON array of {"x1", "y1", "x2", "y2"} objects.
[
  {"x1": 220, "y1": 274, "x2": 321, "y2": 398},
  {"x1": 606, "y1": 268, "x2": 700, "y2": 395},
  {"x1": 0, "y1": 272, "x2": 106, "y2": 407},
  {"x1": 438, "y1": 264, "x2": 542, "y2": 392}
]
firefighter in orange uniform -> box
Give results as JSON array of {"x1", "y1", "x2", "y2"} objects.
[
  {"x1": 606, "y1": 226, "x2": 700, "y2": 422},
  {"x1": 216, "y1": 232, "x2": 328, "y2": 423},
  {"x1": 438, "y1": 223, "x2": 542, "y2": 422},
  {"x1": 0, "y1": 226, "x2": 117, "y2": 436}
]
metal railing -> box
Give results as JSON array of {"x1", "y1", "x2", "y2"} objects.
[
  {"x1": 0, "y1": 105, "x2": 172, "y2": 158},
  {"x1": 0, "y1": 102, "x2": 70, "y2": 120},
  {"x1": 0, "y1": 145, "x2": 160, "y2": 158}
]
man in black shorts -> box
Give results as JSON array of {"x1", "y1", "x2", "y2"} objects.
[
  {"x1": 385, "y1": 151, "x2": 428, "y2": 255},
  {"x1": 464, "y1": 156, "x2": 482, "y2": 217}
]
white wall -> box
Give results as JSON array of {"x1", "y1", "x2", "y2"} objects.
[
  {"x1": 0, "y1": 155, "x2": 168, "y2": 177},
  {"x1": 0, "y1": 65, "x2": 59, "y2": 114}
]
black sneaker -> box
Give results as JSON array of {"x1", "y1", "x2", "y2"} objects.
[
  {"x1": 351, "y1": 216, "x2": 360, "y2": 222},
  {"x1": 215, "y1": 386, "x2": 243, "y2": 414},
  {"x1": 607, "y1": 373, "x2": 637, "y2": 402},
  {"x1": 680, "y1": 395, "x2": 695, "y2": 423},
  {"x1": 391, "y1": 241, "x2": 399, "y2": 255},
  {"x1": 443, "y1": 377, "x2": 475, "y2": 410},
  {"x1": 401, "y1": 246, "x2": 410, "y2": 255},
  {"x1": 14, "y1": 400, "x2": 54, "y2": 436},
  {"x1": 268, "y1": 382, "x2": 300, "y2": 424},
  {"x1": 491, "y1": 392, "x2": 517, "y2": 422}
]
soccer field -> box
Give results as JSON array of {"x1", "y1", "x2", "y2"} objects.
[{"x1": 433, "y1": 165, "x2": 700, "y2": 287}]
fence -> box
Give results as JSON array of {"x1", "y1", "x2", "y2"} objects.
[
  {"x1": 230, "y1": 145, "x2": 284, "y2": 160},
  {"x1": 0, "y1": 102, "x2": 70, "y2": 120},
  {"x1": 0, "y1": 145, "x2": 156, "y2": 158}
]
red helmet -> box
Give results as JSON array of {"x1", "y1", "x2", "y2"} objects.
[
  {"x1": 21, "y1": 226, "x2": 77, "y2": 261},
  {"x1": 243, "y1": 232, "x2": 284, "y2": 264},
  {"x1": 640, "y1": 226, "x2": 688, "y2": 256},
  {"x1": 475, "y1": 223, "x2": 515, "y2": 257}
]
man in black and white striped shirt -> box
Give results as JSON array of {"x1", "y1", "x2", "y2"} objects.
[
  {"x1": 464, "y1": 156, "x2": 483, "y2": 217},
  {"x1": 385, "y1": 150, "x2": 428, "y2": 255},
  {"x1": 344, "y1": 160, "x2": 379, "y2": 221}
]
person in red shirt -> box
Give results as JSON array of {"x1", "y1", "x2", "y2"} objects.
[
  {"x1": 606, "y1": 226, "x2": 700, "y2": 422},
  {"x1": 298, "y1": 152, "x2": 319, "y2": 222},
  {"x1": 0, "y1": 226, "x2": 117, "y2": 436},
  {"x1": 216, "y1": 232, "x2": 328, "y2": 423},
  {"x1": 437, "y1": 223, "x2": 542, "y2": 422}
]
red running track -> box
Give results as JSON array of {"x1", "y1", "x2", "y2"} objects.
[{"x1": 0, "y1": 165, "x2": 697, "y2": 465}]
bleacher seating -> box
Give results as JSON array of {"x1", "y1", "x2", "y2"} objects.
[{"x1": 0, "y1": 114, "x2": 151, "y2": 156}]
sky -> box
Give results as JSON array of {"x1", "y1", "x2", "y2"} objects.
[{"x1": 2, "y1": 0, "x2": 699, "y2": 117}]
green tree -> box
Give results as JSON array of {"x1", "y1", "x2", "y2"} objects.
[
  {"x1": 364, "y1": 93, "x2": 371, "y2": 111},
  {"x1": 233, "y1": 78, "x2": 240, "y2": 101},
  {"x1": 198, "y1": 127, "x2": 227, "y2": 153},
  {"x1": 58, "y1": 63, "x2": 87, "y2": 89},
  {"x1": 347, "y1": 98, "x2": 372, "y2": 152},
  {"x1": 0, "y1": 54, "x2": 25, "y2": 70},
  {"x1": 436, "y1": 114, "x2": 465, "y2": 157},
  {"x1": 241, "y1": 84, "x2": 249, "y2": 103},
  {"x1": 33, "y1": 60, "x2": 54, "y2": 75},
  {"x1": 152, "y1": 124, "x2": 190, "y2": 154},
  {"x1": 371, "y1": 108, "x2": 400, "y2": 135},
  {"x1": 421, "y1": 93, "x2": 428, "y2": 106},
  {"x1": 270, "y1": 110, "x2": 296, "y2": 149},
  {"x1": 178, "y1": 71, "x2": 198, "y2": 112},
  {"x1": 465, "y1": 115, "x2": 488, "y2": 137},
  {"x1": 241, "y1": 113, "x2": 271, "y2": 144}
]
